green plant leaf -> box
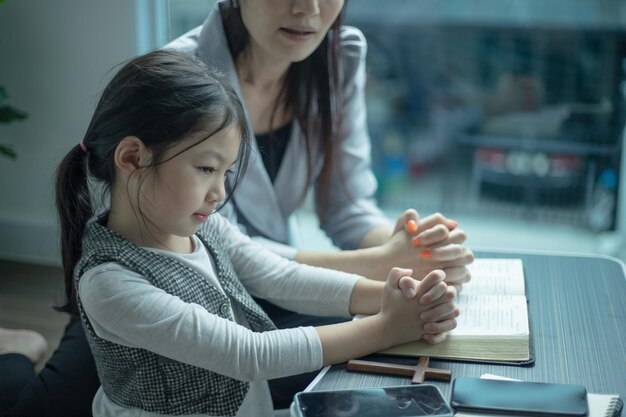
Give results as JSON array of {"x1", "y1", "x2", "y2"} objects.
[
  {"x1": 0, "y1": 88, "x2": 28, "y2": 123},
  {"x1": 0, "y1": 105, "x2": 28, "y2": 123},
  {"x1": 0, "y1": 144, "x2": 16, "y2": 159},
  {"x1": 0, "y1": 87, "x2": 8, "y2": 105}
]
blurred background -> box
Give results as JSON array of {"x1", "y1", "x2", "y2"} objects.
[
  {"x1": 2, "y1": 0, "x2": 626, "y2": 266},
  {"x1": 168, "y1": 0, "x2": 626, "y2": 257}
]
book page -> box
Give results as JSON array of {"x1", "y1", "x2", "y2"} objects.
[
  {"x1": 451, "y1": 294, "x2": 529, "y2": 336},
  {"x1": 464, "y1": 258, "x2": 525, "y2": 296}
]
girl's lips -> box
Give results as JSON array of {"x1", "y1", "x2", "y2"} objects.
[{"x1": 193, "y1": 213, "x2": 209, "y2": 222}]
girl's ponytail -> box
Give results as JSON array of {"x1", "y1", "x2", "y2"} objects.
[{"x1": 55, "y1": 143, "x2": 93, "y2": 313}]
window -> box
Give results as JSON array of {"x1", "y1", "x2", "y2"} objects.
[
  {"x1": 167, "y1": 0, "x2": 215, "y2": 41},
  {"x1": 345, "y1": 1, "x2": 626, "y2": 236}
]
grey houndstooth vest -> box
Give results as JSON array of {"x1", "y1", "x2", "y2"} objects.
[{"x1": 75, "y1": 213, "x2": 276, "y2": 416}]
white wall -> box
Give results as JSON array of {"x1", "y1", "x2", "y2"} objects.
[{"x1": 0, "y1": 0, "x2": 137, "y2": 265}]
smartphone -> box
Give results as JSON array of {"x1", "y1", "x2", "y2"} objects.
[
  {"x1": 291, "y1": 384, "x2": 453, "y2": 417},
  {"x1": 451, "y1": 377, "x2": 589, "y2": 416}
]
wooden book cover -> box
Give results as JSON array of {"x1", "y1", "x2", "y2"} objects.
[{"x1": 381, "y1": 259, "x2": 530, "y2": 362}]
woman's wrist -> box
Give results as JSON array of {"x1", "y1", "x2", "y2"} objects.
[
  {"x1": 362, "y1": 245, "x2": 394, "y2": 280},
  {"x1": 342, "y1": 245, "x2": 389, "y2": 281},
  {"x1": 295, "y1": 246, "x2": 389, "y2": 280}
]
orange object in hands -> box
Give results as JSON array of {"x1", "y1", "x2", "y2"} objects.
[{"x1": 406, "y1": 219, "x2": 418, "y2": 233}]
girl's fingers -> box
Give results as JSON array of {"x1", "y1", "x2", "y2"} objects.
[
  {"x1": 415, "y1": 269, "x2": 445, "y2": 301},
  {"x1": 419, "y1": 281, "x2": 448, "y2": 305},
  {"x1": 398, "y1": 275, "x2": 418, "y2": 299},
  {"x1": 422, "y1": 332, "x2": 448, "y2": 344},
  {"x1": 423, "y1": 314, "x2": 459, "y2": 333},
  {"x1": 451, "y1": 283, "x2": 463, "y2": 295},
  {"x1": 420, "y1": 301, "x2": 459, "y2": 322},
  {"x1": 386, "y1": 267, "x2": 414, "y2": 291}
]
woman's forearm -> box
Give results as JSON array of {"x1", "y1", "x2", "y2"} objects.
[
  {"x1": 357, "y1": 225, "x2": 393, "y2": 248},
  {"x1": 295, "y1": 247, "x2": 389, "y2": 281}
]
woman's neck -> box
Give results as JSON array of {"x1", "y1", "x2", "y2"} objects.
[
  {"x1": 236, "y1": 45, "x2": 294, "y2": 133},
  {"x1": 236, "y1": 42, "x2": 289, "y2": 90}
]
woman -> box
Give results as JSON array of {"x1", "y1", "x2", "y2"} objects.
[
  {"x1": 165, "y1": 0, "x2": 472, "y2": 294},
  {"x1": 0, "y1": 0, "x2": 472, "y2": 414}
]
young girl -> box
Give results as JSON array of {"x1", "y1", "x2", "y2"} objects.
[{"x1": 55, "y1": 49, "x2": 458, "y2": 416}]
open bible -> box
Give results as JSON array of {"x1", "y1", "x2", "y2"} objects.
[{"x1": 381, "y1": 258, "x2": 531, "y2": 364}]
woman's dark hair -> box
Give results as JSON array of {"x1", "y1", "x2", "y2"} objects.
[
  {"x1": 55, "y1": 49, "x2": 251, "y2": 313},
  {"x1": 222, "y1": 1, "x2": 345, "y2": 202}
]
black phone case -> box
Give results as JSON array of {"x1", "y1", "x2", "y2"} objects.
[
  {"x1": 450, "y1": 377, "x2": 588, "y2": 416},
  {"x1": 293, "y1": 384, "x2": 454, "y2": 417}
]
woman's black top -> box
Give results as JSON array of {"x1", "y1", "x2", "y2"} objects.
[{"x1": 255, "y1": 122, "x2": 293, "y2": 184}]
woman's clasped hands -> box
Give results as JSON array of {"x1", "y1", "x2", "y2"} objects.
[{"x1": 380, "y1": 210, "x2": 474, "y2": 294}]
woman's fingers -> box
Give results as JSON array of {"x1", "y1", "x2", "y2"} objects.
[
  {"x1": 412, "y1": 224, "x2": 449, "y2": 247},
  {"x1": 442, "y1": 266, "x2": 472, "y2": 286},
  {"x1": 419, "y1": 212, "x2": 458, "y2": 232},
  {"x1": 420, "y1": 245, "x2": 475, "y2": 266},
  {"x1": 413, "y1": 227, "x2": 467, "y2": 248},
  {"x1": 393, "y1": 209, "x2": 420, "y2": 235}
]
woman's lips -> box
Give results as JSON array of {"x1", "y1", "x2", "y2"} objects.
[{"x1": 279, "y1": 27, "x2": 316, "y2": 41}]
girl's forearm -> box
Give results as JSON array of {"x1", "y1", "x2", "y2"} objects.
[
  {"x1": 315, "y1": 314, "x2": 392, "y2": 366},
  {"x1": 348, "y1": 278, "x2": 383, "y2": 315},
  {"x1": 315, "y1": 279, "x2": 387, "y2": 365}
]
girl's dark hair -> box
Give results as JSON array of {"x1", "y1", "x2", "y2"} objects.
[
  {"x1": 55, "y1": 49, "x2": 251, "y2": 313},
  {"x1": 221, "y1": 1, "x2": 345, "y2": 202}
]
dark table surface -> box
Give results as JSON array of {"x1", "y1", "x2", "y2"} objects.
[{"x1": 309, "y1": 250, "x2": 626, "y2": 402}]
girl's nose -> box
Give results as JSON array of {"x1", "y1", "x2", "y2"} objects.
[{"x1": 208, "y1": 179, "x2": 226, "y2": 203}]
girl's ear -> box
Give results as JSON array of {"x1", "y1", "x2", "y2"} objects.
[{"x1": 114, "y1": 136, "x2": 151, "y2": 175}]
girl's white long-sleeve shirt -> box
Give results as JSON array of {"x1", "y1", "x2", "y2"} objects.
[{"x1": 78, "y1": 213, "x2": 362, "y2": 417}]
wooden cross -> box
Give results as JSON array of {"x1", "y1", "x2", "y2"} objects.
[{"x1": 347, "y1": 356, "x2": 451, "y2": 384}]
